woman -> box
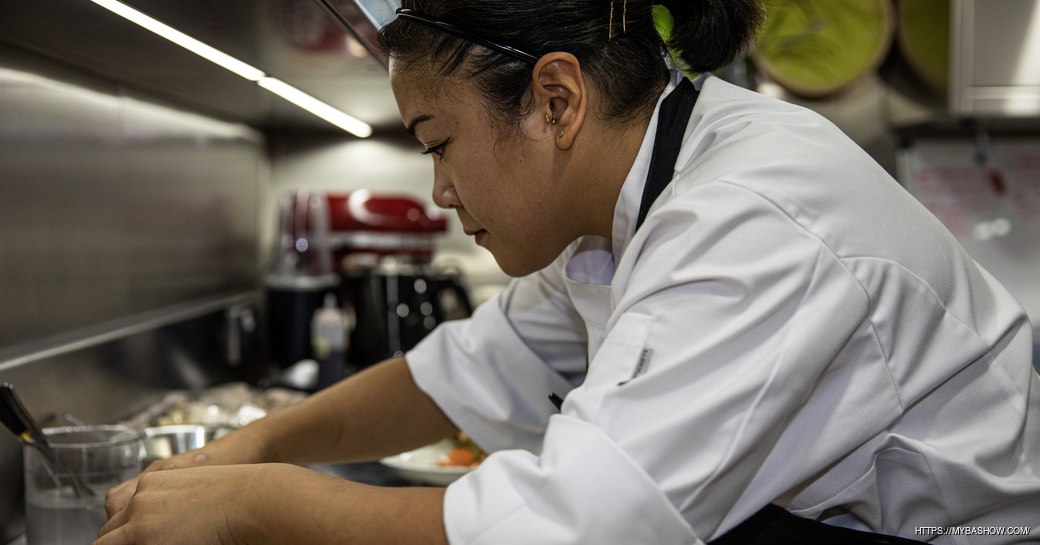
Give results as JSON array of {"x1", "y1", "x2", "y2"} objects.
[{"x1": 98, "y1": 1, "x2": 1040, "y2": 544}]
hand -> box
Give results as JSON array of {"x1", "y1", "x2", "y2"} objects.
[
  {"x1": 95, "y1": 463, "x2": 292, "y2": 545},
  {"x1": 105, "y1": 428, "x2": 269, "y2": 518}
]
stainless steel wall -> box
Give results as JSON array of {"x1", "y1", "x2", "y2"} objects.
[
  {"x1": 0, "y1": 43, "x2": 267, "y2": 540},
  {"x1": 0, "y1": 44, "x2": 265, "y2": 357}
]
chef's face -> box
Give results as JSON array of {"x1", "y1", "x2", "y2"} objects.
[{"x1": 390, "y1": 61, "x2": 573, "y2": 277}]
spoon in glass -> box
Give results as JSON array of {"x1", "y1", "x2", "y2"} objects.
[{"x1": 0, "y1": 383, "x2": 95, "y2": 498}]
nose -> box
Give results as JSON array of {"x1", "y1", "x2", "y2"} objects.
[{"x1": 431, "y1": 167, "x2": 461, "y2": 209}]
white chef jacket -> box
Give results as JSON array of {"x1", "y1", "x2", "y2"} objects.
[{"x1": 406, "y1": 72, "x2": 1040, "y2": 544}]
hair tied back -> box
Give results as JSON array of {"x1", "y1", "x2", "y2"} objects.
[{"x1": 651, "y1": 5, "x2": 695, "y2": 79}]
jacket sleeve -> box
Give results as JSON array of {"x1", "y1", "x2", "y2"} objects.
[{"x1": 405, "y1": 250, "x2": 591, "y2": 454}]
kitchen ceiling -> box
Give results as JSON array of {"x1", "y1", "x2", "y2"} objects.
[{"x1": 0, "y1": 0, "x2": 405, "y2": 134}]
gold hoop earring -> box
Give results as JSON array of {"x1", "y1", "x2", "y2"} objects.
[
  {"x1": 546, "y1": 112, "x2": 557, "y2": 125},
  {"x1": 557, "y1": 129, "x2": 565, "y2": 139}
]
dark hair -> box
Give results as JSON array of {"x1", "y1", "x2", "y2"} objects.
[{"x1": 378, "y1": 0, "x2": 763, "y2": 135}]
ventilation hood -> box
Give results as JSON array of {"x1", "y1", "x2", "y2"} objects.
[{"x1": 0, "y1": 0, "x2": 405, "y2": 134}]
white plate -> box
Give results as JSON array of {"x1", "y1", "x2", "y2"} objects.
[{"x1": 380, "y1": 439, "x2": 474, "y2": 486}]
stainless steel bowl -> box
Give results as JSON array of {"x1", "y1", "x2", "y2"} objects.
[{"x1": 142, "y1": 425, "x2": 230, "y2": 464}]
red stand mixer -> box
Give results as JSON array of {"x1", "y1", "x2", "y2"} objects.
[{"x1": 266, "y1": 190, "x2": 472, "y2": 373}]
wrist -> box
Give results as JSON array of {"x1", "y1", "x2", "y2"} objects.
[
  {"x1": 229, "y1": 420, "x2": 279, "y2": 463},
  {"x1": 232, "y1": 463, "x2": 293, "y2": 545},
  {"x1": 238, "y1": 464, "x2": 340, "y2": 545},
  {"x1": 240, "y1": 467, "x2": 450, "y2": 545}
]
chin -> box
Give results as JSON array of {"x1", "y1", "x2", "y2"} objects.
[
  {"x1": 493, "y1": 256, "x2": 538, "y2": 278},
  {"x1": 492, "y1": 251, "x2": 558, "y2": 278}
]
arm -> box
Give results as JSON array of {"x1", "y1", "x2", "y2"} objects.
[
  {"x1": 248, "y1": 355, "x2": 458, "y2": 465},
  {"x1": 102, "y1": 258, "x2": 586, "y2": 542},
  {"x1": 105, "y1": 356, "x2": 458, "y2": 516}
]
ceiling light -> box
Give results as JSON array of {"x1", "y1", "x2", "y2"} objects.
[
  {"x1": 87, "y1": 0, "x2": 372, "y2": 137},
  {"x1": 258, "y1": 78, "x2": 373, "y2": 138},
  {"x1": 89, "y1": 0, "x2": 265, "y2": 81}
]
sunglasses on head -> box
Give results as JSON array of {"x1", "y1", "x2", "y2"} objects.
[{"x1": 394, "y1": 8, "x2": 540, "y2": 64}]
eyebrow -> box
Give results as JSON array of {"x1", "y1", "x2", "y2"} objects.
[{"x1": 405, "y1": 114, "x2": 434, "y2": 137}]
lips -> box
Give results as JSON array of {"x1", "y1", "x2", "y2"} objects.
[
  {"x1": 463, "y1": 227, "x2": 489, "y2": 246},
  {"x1": 458, "y1": 212, "x2": 487, "y2": 241}
]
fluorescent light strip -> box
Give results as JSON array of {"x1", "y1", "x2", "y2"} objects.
[
  {"x1": 88, "y1": 0, "x2": 372, "y2": 138},
  {"x1": 258, "y1": 78, "x2": 373, "y2": 137},
  {"x1": 89, "y1": 0, "x2": 265, "y2": 81}
]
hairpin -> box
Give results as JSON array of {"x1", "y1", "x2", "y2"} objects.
[{"x1": 608, "y1": 0, "x2": 628, "y2": 41}]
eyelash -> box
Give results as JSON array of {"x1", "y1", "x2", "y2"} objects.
[{"x1": 421, "y1": 139, "x2": 449, "y2": 159}]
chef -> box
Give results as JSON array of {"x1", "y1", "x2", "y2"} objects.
[{"x1": 99, "y1": 1, "x2": 1040, "y2": 544}]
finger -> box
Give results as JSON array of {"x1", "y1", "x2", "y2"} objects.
[
  {"x1": 107, "y1": 449, "x2": 212, "y2": 517},
  {"x1": 97, "y1": 500, "x2": 130, "y2": 538},
  {"x1": 105, "y1": 455, "x2": 169, "y2": 518},
  {"x1": 94, "y1": 523, "x2": 134, "y2": 545},
  {"x1": 149, "y1": 448, "x2": 209, "y2": 472},
  {"x1": 105, "y1": 478, "x2": 138, "y2": 518}
]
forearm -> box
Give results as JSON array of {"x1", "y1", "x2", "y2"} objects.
[
  {"x1": 242, "y1": 464, "x2": 448, "y2": 545},
  {"x1": 245, "y1": 356, "x2": 458, "y2": 465}
]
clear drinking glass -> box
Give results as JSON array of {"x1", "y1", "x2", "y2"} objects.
[{"x1": 23, "y1": 425, "x2": 143, "y2": 545}]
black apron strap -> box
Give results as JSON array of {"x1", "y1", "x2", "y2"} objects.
[{"x1": 634, "y1": 77, "x2": 699, "y2": 233}]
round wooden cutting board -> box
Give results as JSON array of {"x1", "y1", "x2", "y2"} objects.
[{"x1": 754, "y1": 0, "x2": 896, "y2": 98}]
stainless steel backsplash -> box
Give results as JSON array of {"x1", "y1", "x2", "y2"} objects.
[
  {"x1": 0, "y1": 43, "x2": 265, "y2": 353},
  {"x1": 0, "y1": 45, "x2": 264, "y2": 353},
  {"x1": 0, "y1": 43, "x2": 267, "y2": 540}
]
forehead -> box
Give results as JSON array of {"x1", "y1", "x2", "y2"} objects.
[
  {"x1": 389, "y1": 56, "x2": 519, "y2": 148},
  {"x1": 390, "y1": 59, "x2": 450, "y2": 124}
]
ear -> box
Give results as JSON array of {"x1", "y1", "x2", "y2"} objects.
[{"x1": 530, "y1": 52, "x2": 586, "y2": 150}]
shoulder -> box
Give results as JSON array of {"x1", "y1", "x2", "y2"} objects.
[
  {"x1": 687, "y1": 76, "x2": 863, "y2": 173},
  {"x1": 664, "y1": 76, "x2": 901, "y2": 248}
]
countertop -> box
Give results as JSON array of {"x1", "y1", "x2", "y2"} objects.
[{"x1": 311, "y1": 459, "x2": 413, "y2": 487}]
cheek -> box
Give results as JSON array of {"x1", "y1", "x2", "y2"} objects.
[
  {"x1": 454, "y1": 140, "x2": 544, "y2": 231},
  {"x1": 455, "y1": 158, "x2": 511, "y2": 212}
]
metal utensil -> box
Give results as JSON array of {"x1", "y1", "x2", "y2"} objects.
[
  {"x1": 0, "y1": 383, "x2": 96, "y2": 498},
  {"x1": 63, "y1": 412, "x2": 88, "y2": 427}
]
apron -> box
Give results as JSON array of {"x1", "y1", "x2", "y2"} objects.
[{"x1": 553, "y1": 77, "x2": 927, "y2": 545}]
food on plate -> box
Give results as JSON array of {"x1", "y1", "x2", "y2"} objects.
[{"x1": 437, "y1": 433, "x2": 487, "y2": 468}]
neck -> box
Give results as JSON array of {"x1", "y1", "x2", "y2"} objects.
[{"x1": 570, "y1": 117, "x2": 651, "y2": 240}]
